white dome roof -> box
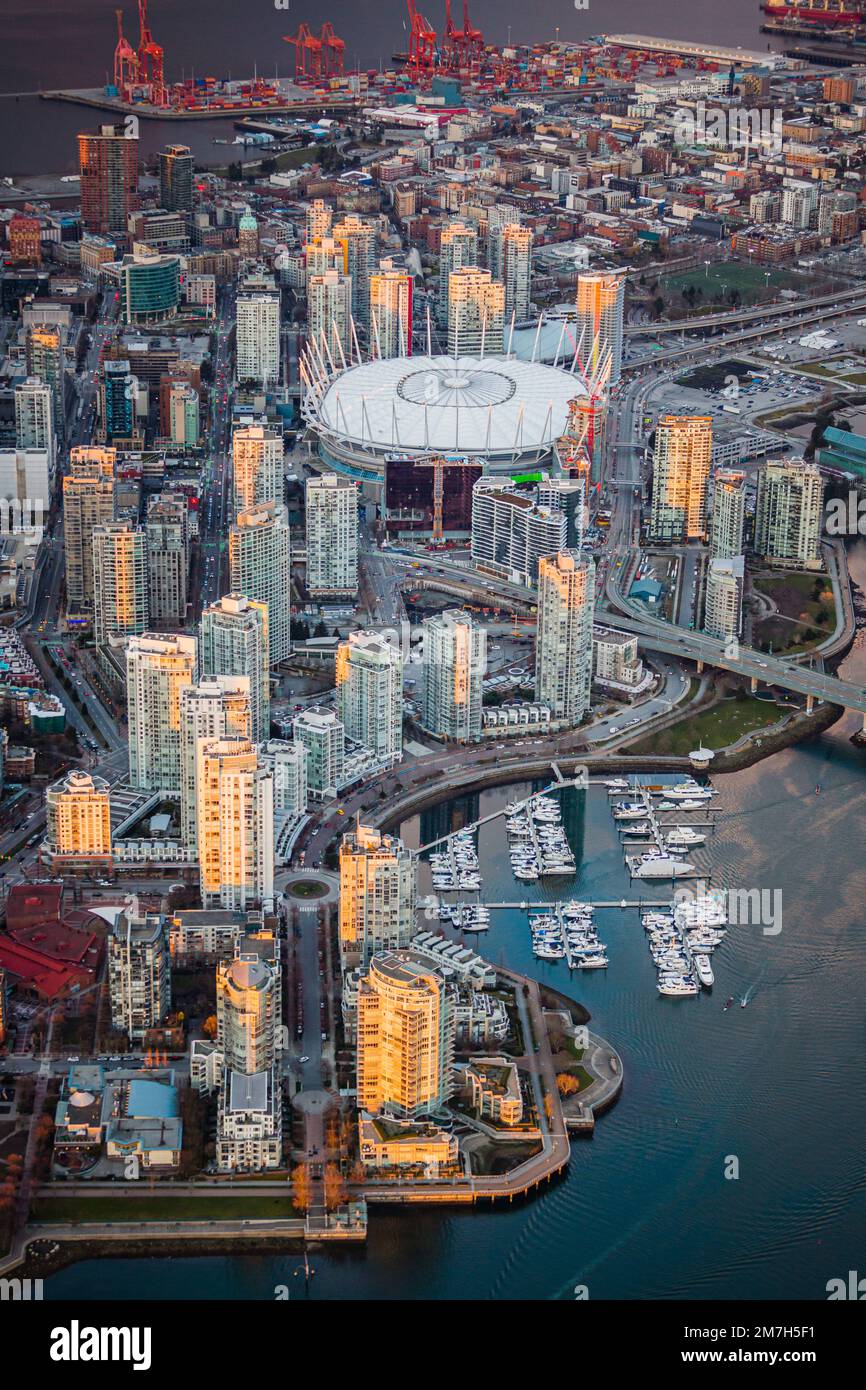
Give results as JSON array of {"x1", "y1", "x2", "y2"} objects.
[{"x1": 304, "y1": 354, "x2": 586, "y2": 463}]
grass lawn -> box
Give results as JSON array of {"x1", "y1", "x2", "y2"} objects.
[
  {"x1": 660, "y1": 262, "x2": 803, "y2": 307},
  {"x1": 287, "y1": 879, "x2": 329, "y2": 899},
  {"x1": 214, "y1": 145, "x2": 314, "y2": 178},
  {"x1": 557, "y1": 1036, "x2": 586, "y2": 1063},
  {"x1": 752, "y1": 570, "x2": 836, "y2": 654},
  {"x1": 31, "y1": 1195, "x2": 299, "y2": 1223},
  {"x1": 629, "y1": 697, "x2": 783, "y2": 757},
  {"x1": 793, "y1": 360, "x2": 866, "y2": 386}
]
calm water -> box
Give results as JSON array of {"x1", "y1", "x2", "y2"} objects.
[
  {"x1": 0, "y1": 0, "x2": 771, "y2": 174},
  {"x1": 46, "y1": 542, "x2": 866, "y2": 1301}
]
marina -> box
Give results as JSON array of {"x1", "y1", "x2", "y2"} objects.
[
  {"x1": 608, "y1": 777, "x2": 717, "y2": 879},
  {"x1": 643, "y1": 893, "x2": 729, "y2": 998},
  {"x1": 529, "y1": 901, "x2": 609, "y2": 969},
  {"x1": 426, "y1": 827, "x2": 483, "y2": 894},
  {"x1": 505, "y1": 794, "x2": 576, "y2": 881}
]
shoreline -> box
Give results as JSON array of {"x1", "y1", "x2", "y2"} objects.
[{"x1": 374, "y1": 702, "x2": 847, "y2": 837}]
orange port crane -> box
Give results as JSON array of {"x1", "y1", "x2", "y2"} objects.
[
  {"x1": 320, "y1": 22, "x2": 346, "y2": 77},
  {"x1": 442, "y1": 0, "x2": 465, "y2": 69},
  {"x1": 460, "y1": 0, "x2": 484, "y2": 61},
  {"x1": 283, "y1": 22, "x2": 345, "y2": 79},
  {"x1": 284, "y1": 24, "x2": 322, "y2": 79},
  {"x1": 136, "y1": 0, "x2": 166, "y2": 106},
  {"x1": 441, "y1": 0, "x2": 484, "y2": 71},
  {"x1": 114, "y1": 8, "x2": 139, "y2": 99},
  {"x1": 407, "y1": 0, "x2": 437, "y2": 77}
]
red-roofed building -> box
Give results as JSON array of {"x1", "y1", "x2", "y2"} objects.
[
  {"x1": 0, "y1": 936, "x2": 93, "y2": 1001},
  {"x1": 8, "y1": 919, "x2": 101, "y2": 974},
  {"x1": 5, "y1": 883, "x2": 63, "y2": 932}
]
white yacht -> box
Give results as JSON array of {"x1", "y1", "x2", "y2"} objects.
[
  {"x1": 657, "y1": 976, "x2": 699, "y2": 997},
  {"x1": 630, "y1": 855, "x2": 696, "y2": 880},
  {"x1": 694, "y1": 954, "x2": 714, "y2": 988},
  {"x1": 663, "y1": 781, "x2": 715, "y2": 801},
  {"x1": 664, "y1": 826, "x2": 706, "y2": 847}
]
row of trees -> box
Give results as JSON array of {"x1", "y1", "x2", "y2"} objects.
[{"x1": 290, "y1": 1161, "x2": 350, "y2": 1212}]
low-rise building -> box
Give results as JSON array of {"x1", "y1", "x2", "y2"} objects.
[
  {"x1": 358, "y1": 1112, "x2": 459, "y2": 1171},
  {"x1": 53, "y1": 1065, "x2": 182, "y2": 1175},
  {"x1": 461, "y1": 1055, "x2": 524, "y2": 1127},
  {"x1": 216, "y1": 1067, "x2": 282, "y2": 1172},
  {"x1": 592, "y1": 626, "x2": 649, "y2": 692}
]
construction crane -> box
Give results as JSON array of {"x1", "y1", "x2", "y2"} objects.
[
  {"x1": 114, "y1": 8, "x2": 139, "y2": 101},
  {"x1": 407, "y1": 0, "x2": 437, "y2": 78},
  {"x1": 552, "y1": 322, "x2": 614, "y2": 478},
  {"x1": 414, "y1": 454, "x2": 476, "y2": 541},
  {"x1": 136, "y1": 0, "x2": 166, "y2": 106}
]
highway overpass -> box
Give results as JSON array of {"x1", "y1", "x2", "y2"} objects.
[
  {"x1": 624, "y1": 286, "x2": 866, "y2": 338},
  {"x1": 396, "y1": 552, "x2": 866, "y2": 720}
]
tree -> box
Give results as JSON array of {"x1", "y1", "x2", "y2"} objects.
[
  {"x1": 291, "y1": 1162, "x2": 313, "y2": 1211},
  {"x1": 323, "y1": 1163, "x2": 348, "y2": 1211},
  {"x1": 202, "y1": 1014, "x2": 218, "y2": 1039},
  {"x1": 557, "y1": 1073, "x2": 580, "y2": 1096}
]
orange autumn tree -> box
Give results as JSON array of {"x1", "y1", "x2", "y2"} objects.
[
  {"x1": 291, "y1": 1163, "x2": 313, "y2": 1211},
  {"x1": 323, "y1": 1163, "x2": 348, "y2": 1211}
]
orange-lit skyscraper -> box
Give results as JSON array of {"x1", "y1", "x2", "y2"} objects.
[
  {"x1": 649, "y1": 415, "x2": 713, "y2": 543},
  {"x1": 78, "y1": 123, "x2": 140, "y2": 238},
  {"x1": 575, "y1": 272, "x2": 625, "y2": 385},
  {"x1": 357, "y1": 952, "x2": 455, "y2": 1117},
  {"x1": 535, "y1": 551, "x2": 595, "y2": 725},
  {"x1": 370, "y1": 266, "x2": 413, "y2": 359}
]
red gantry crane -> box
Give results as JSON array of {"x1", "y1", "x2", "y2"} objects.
[
  {"x1": 136, "y1": 0, "x2": 166, "y2": 106},
  {"x1": 442, "y1": 0, "x2": 465, "y2": 69},
  {"x1": 441, "y1": 0, "x2": 484, "y2": 72},
  {"x1": 283, "y1": 23, "x2": 345, "y2": 80},
  {"x1": 460, "y1": 0, "x2": 484, "y2": 63},
  {"x1": 320, "y1": 22, "x2": 346, "y2": 77},
  {"x1": 114, "y1": 8, "x2": 139, "y2": 100},
  {"x1": 407, "y1": 0, "x2": 437, "y2": 77}
]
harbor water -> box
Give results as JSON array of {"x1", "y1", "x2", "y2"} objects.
[{"x1": 45, "y1": 545, "x2": 866, "y2": 1301}]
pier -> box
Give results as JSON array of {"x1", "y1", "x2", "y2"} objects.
[
  {"x1": 425, "y1": 898, "x2": 676, "y2": 911},
  {"x1": 416, "y1": 777, "x2": 585, "y2": 856}
]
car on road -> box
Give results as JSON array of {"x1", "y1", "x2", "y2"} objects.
[{"x1": 299, "y1": 1055, "x2": 310, "y2": 1063}]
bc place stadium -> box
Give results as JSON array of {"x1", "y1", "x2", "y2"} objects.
[{"x1": 300, "y1": 353, "x2": 591, "y2": 482}]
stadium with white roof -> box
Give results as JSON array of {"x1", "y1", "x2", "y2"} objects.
[{"x1": 300, "y1": 354, "x2": 589, "y2": 482}]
